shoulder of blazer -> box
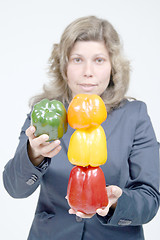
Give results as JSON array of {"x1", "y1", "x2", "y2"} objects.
[
  {"x1": 119, "y1": 99, "x2": 148, "y2": 118},
  {"x1": 102, "y1": 100, "x2": 148, "y2": 139}
]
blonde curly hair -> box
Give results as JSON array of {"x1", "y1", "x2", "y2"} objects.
[{"x1": 30, "y1": 16, "x2": 130, "y2": 113}]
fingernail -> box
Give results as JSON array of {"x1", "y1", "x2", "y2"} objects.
[
  {"x1": 30, "y1": 126, "x2": 35, "y2": 132},
  {"x1": 96, "y1": 209, "x2": 101, "y2": 214},
  {"x1": 68, "y1": 209, "x2": 73, "y2": 214},
  {"x1": 43, "y1": 135, "x2": 49, "y2": 140},
  {"x1": 54, "y1": 140, "x2": 60, "y2": 145}
]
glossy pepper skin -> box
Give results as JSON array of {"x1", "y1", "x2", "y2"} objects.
[
  {"x1": 68, "y1": 94, "x2": 107, "y2": 129},
  {"x1": 67, "y1": 166, "x2": 108, "y2": 214},
  {"x1": 67, "y1": 125, "x2": 107, "y2": 167},
  {"x1": 31, "y1": 99, "x2": 68, "y2": 141}
]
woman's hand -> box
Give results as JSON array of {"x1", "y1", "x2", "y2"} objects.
[
  {"x1": 25, "y1": 126, "x2": 62, "y2": 166},
  {"x1": 96, "y1": 185, "x2": 122, "y2": 216},
  {"x1": 68, "y1": 185, "x2": 122, "y2": 218}
]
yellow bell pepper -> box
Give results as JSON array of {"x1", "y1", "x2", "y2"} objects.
[{"x1": 68, "y1": 125, "x2": 107, "y2": 167}]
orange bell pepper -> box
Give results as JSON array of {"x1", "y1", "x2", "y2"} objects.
[
  {"x1": 67, "y1": 125, "x2": 107, "y2": 167},
  {"x1": 68, "y1": 94, "x2": 107, "y2": 129}
]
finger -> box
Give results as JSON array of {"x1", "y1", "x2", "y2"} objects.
[
  {"x1": 44, "y1": 145, "x2": 62, "y2": 158},
  {"x1": 25, "y1": 126, "x2": 36, "y2": 140},
  {"x1": 106, "y1": 185, "x2": 117, "y2": 197},
  {"x1": 68, "y1": 209, "x2": 76, "y2": 214},
  {"x1": 96, "y1": 205, "x2": 110, "y2": 217},
  {"x1": 68, "y1": 209, "x2": 95, "y2": 218},
  {"x1": 112, "y1": 187, "x2": 122, "y2": 198},
  {"x1": 76, "y1": 211, "x2": 95, "y2": 219},
  {"x1": 31, "y1": 134, "x2": 49, "y2": 148},
  {"x1": 106, "y1": 186, "x2": 123, "y2": 210},
  {"x1": 106, "y1": 185, "x2": 122, "y2": 198},
  {"x1": 40, "y1": 140, "x2": 61, "y2": 155}
]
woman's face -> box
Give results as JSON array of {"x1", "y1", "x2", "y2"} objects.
[{"x1": 67, "y1": 41, "x2": 111, "y2": 97}]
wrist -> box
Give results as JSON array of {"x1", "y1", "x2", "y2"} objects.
[
  {"x1": 27, "y1": 141, "x2": 44, "y2": 166},
  {"x1": 111, "y1": 202, "x2": 117, "y2": 210}
]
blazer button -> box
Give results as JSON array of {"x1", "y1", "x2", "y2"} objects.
[
  {"x1": 26, "y1": 174, "x2": 38, "y2": 185},
  {"x1": 76, "y1": 216, "x2": 83, "y2": 222},
  {"x1": 118, "y1": 219, "x2": 132, "y2": 226}
]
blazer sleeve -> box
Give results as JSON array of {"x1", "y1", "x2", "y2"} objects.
[
  {"x1": 97, "y1": 101, "x2": 160, "y2": 226},
  {"x1": 3, "y1": 113, "x2": 51, "y2": 198}
]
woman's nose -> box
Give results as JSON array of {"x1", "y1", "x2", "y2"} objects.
[{"x1": 83, "y1": 62, "x2": 93, "y2": 78}]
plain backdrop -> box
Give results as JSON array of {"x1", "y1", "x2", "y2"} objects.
[{"x1": 0, "y1": 0, "x2": 160, "y2": 239}]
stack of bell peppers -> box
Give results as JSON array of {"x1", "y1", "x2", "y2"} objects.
[
  {"x1": 67, "y1": 94, "x2": 108, "y2": 214},
  {"x1": 31, "y1": 96, "x2": 108, "y2": 214}
]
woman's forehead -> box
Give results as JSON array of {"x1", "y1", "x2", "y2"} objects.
[{"x1": 69, "y1": 41, "x2": 108, "y2": 55}]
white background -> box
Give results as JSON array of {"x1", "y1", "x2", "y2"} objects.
[{"x1": 0, "y1": 0, "x2": 160, "y2": 239}]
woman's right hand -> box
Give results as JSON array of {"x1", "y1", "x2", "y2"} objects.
[{"x1": 25, "y1": 126, "x2": 62, "y2": 166}]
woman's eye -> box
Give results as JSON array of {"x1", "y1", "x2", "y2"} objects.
[
  {"x1": 95, "y1": 58, "x2": 104, "y2": 63},
  {"x1": 73, "y1": 58, "x2": 82, "y2": 63}
]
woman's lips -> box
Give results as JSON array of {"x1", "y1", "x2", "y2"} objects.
[{"x1": 78, "y1": 83, "x2": 98, "y2": 91}]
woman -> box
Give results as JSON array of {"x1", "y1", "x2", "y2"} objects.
[{"x1": 3, "y1": 16, "x2": 159, "y2": 240}]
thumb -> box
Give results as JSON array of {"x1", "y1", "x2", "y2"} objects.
[
  {"x1": 26, "y1": 126, "x2": 36, "y2": 139},
  {"x1": 106, "y1": 185, "x2": 122, "y2": 198},
  {"x1": 112, "y1": 186, "x2": 122, "y2": 198}
]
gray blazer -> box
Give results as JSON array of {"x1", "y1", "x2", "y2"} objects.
[{"x1": 3, "y1": 100, "x2": 160, "y2": 240}]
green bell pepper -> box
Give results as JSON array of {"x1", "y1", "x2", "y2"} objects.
[{"x1": 31, "y1": 99, "x2": 68, "y2": 141}]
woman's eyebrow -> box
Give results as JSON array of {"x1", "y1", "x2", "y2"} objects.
[
  {"x1": 69, "y1": 53, "x2": 82, "y2": 57},
  {"x1": 70, "y1": 53, "x2": 108, "y2": 57}
]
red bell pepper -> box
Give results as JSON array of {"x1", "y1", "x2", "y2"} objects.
[{"x1": 67, "y1": 166, "x2": 108, "y2": 214}]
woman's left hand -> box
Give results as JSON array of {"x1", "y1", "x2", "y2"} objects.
[{"x1": 68, "y1": 185, "x2": 122, "y2": 219}]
